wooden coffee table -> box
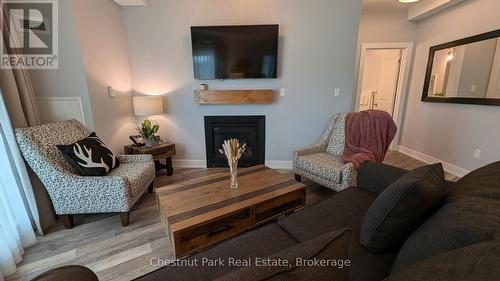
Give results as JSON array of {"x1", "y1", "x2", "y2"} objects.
[{"x1": 156, "y1": 165, "x2": 306, "y2": 258}]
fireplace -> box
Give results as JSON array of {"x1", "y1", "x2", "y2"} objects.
[{"x1": 204, "y1": 116, "x2": 265, "y2": 168}]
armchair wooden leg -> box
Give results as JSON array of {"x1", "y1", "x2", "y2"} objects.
[
  {"x1": 61, "y1": 215, "x2": 74, "y2": 229},
  {"x1": 295, "y1": 174, "x2": 302, "y2": 182},
  {"x1": 148, "y1": 182, "x2": 154, "y2": 194},
  {"x1": 120, "y1": 212, "x2": 130, "y2": 226}
]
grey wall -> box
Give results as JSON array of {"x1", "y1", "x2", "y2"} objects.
[
  {"x1": 358, "y1": 6, "x2": 417, "y2": 44},
  {"x1": 28, "y1": 0, "x2": 137, "y2": 154},
  {"x1": 121, "y1": 0, "x2": 362, "y2": 164},
  {"x1": 74, "y1": 0, "x2": 136, "y2": 153},
  {"x1": 28, "y1": 0, "x2": 95, "y2": 129},
  {"x1": 400, "y1": 0, "x2": 500, "y2": 171}
]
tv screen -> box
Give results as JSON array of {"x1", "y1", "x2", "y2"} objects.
[{"x1": 191, "y1": 25, "x2": 278, "y2": 80}]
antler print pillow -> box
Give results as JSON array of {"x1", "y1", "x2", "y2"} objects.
[{"x1": 57, "y1": 132, "x2": 120, "y2": 176}]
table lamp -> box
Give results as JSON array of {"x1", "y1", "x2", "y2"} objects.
[
  {"x1": 133, "y1": 96, "x2": 163, "y2": 116},
  {"x1": 132, "y1": 96, "x2": 164, "y2": 146}
]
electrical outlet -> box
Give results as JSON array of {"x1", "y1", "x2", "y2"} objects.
[
  {"x1": 473, "y1": 149, "x2": 481, "y2": 159},
  {"x1": 334, "y1": 88, "x2": 340, "y2": 97},
  {"x1": 279, "y1": 88, "x2": 286, "y2": 97}
]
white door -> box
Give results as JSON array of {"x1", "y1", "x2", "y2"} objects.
[
  {"x1": 355, "y1": 43, "x2": 414, "y2": 152},
  {"x1": 374, "y1": 50, "x2": 402, "y2": 116},
  {"x1": 358, "y1": 49, "x2": 402, "y2": 117}
]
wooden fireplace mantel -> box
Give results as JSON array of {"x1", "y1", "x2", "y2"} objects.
[{"x1": 194, "y1": 90, "x2": 274, "y2": 104}]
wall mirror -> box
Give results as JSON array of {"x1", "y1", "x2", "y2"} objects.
[{"x1": 422, "y1": 29, "x2": 500, "y2": 105}]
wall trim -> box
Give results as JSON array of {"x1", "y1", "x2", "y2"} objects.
[
  {"x1": 173, "y1": 159, "x2": 206, "y2": 168},
  {"x1": 36, "y1": 97, "x2": 86, "y2": 126},
  {"x1": 398, "y1": 146, "x2": 470, "y2": 178},
  {"x1": 265, "y1": 160, "x2": 293, "y2": 170},
  {"x1": 173, "y1": 159, "x2": 293, "y2": 170}
]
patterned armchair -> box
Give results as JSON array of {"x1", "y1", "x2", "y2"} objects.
[
  {"x1": 15, "y1": 120, "x2": 156, "y2": 228},
  {"x1": 293, "y1": 113, "x2": 356, "y2": 192}
]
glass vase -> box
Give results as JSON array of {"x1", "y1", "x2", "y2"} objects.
[{"x1": 229, "y1": 166, "x2": 238, "y2": 189}]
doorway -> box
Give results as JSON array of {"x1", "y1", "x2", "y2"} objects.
[{"x1": 355, "y1": 43, "x2": 414, "y2": 149}]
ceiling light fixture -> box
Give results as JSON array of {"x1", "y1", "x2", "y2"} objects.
[{"x1": 399, "y1": 0, "x2": 419, "y2": 3}]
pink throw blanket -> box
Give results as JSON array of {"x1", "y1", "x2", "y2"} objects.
[{"x1": 342, "y1": 110, "x2": 397, "y2": 169}]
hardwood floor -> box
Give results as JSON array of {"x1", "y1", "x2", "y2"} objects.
[
  {"x1": 384, "y1": 151, "x2": 459, "y2": 181},
  {"x1": 8, "y1": 152, "x2": 455, "y2": 281}
]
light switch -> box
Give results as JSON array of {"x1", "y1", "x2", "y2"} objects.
[
  {"x1": 334, "y1": 88, "x2": 340, "y2": 97},
  {"x1": 108, "y1": 86, "x2": 116, "y2": 97},
  {"x1": 279, "y1": 88, "x2": 286, "y2": 97},
  {"x1": 470, "y1": 85, "x2": 477, "y2": 92},
  {"x1": 473, "y1": 149, "x2": 481, "y2": 159}
]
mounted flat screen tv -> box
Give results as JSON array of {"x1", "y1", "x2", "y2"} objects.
[{"x1": 190, "y1": 25, "x2": 279, "y2": 80}]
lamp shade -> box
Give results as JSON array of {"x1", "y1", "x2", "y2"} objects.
[{"x1": 133, "y1": 96, "x2": 163, "y2": 116}]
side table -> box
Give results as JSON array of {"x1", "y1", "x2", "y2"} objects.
[{"x1": 124, "y1": 142, "x2": 176, "y2": 176}]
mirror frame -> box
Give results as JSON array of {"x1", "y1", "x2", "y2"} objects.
[{"x1": 422, "y1": 29, "x2": 500, "y2": 106}]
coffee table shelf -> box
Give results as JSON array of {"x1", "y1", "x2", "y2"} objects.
[{"x1": 156, "y1": 165, "x2": 306, "y2": 258}]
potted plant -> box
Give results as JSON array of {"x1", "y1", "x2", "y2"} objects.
[{"x1": 137, "y1": 119, "x2": 159, "y2": 147}]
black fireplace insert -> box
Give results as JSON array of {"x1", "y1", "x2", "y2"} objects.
[{"x1": 204, "y1": 116, "x2": 265, "y2": 168}]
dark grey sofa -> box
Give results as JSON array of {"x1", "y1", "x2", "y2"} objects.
[{"x1": 136, "y1": 161, "x2": 500, "y2": 281}]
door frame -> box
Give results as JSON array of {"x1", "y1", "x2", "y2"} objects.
[{"x1": 354, "y1": 42, "x2": 414, "y2": 149}]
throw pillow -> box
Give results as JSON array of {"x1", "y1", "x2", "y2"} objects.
[
  {"x1": 386, "y1": 241, "x2": 500, "y2": 281},
  {"x1": 215, "y1": 228, "x2": 351, "y2": 281},
  {"x1": 391, "y1": 161, "x2": 500, "y2": 272},
  {"x1": 360, "y1": 163, "x2": 446, "y2": 253},
  {"x1": 57, "y1": 132, "x2": 119, "y2": 176}
]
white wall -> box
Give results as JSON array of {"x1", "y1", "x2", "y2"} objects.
[
  {"x1": 400, "y1": 0, "x2": 500, "y2": 171},
  {"x1": 121, "y1": 0, "x2": 362, "y2": 164},
  {"x1": 28, "y1": 0, "x2": 95, "y2": 129},
  {"x1": 74, "y1": 0, "x2": 136, "y2": 153}
]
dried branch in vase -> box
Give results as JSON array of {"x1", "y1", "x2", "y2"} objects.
[{"x1": 219, "y1": 138, "x2": 247, "y2": 189}]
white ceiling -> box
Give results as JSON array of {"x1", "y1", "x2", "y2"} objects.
[
  {"x1": 114, "y1": 0, "x2": 414, "y2": 11},
  {"x1": 363, "y1": 0, "x2": 417, "y2": 11}
]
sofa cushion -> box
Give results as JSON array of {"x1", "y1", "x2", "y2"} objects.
[
  {"x1": 57, "y1": 132, "x2": 119, "y2": 176},
  {"x1": 360, "y1": 164, "x2": 446, "y2": 252},
  {"x1": 136, "y1": 223, "x2": 298, "y2": 281},
  {"x1": 357, "y1": 162, "x2": 408, "y2": 194},
  {"x1": 391, "y1": 161, "x2": 500, "y2": 272},
  {"x1": 279, "y1": 189, "x2": 376, "y2": 242},
  {"x1": 279, "y1": 188, "x2": 398, "y2": 281},
  {"x1": 215, "y1": 228, "x2": 351, "y2": 281},
  {"x1": 294, "y1": 153, "x2": 344, "y2": 183},
  {"x1": 385, "y1": 241, "x2": 500, "y2": 281}
]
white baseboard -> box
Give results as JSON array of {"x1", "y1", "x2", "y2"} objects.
[
  {"x1": 172, "y1": 159, "x2": 206, "y2": 168},
  {"x1": 172, "y1": 159, "x2": 293, "y2": 170},
  {"x1": 397, "y1": 146, "x2": 470, "y2": 178},
  {"x1": 265, "y1": 160, "x2": 293, "y2": 170}
]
